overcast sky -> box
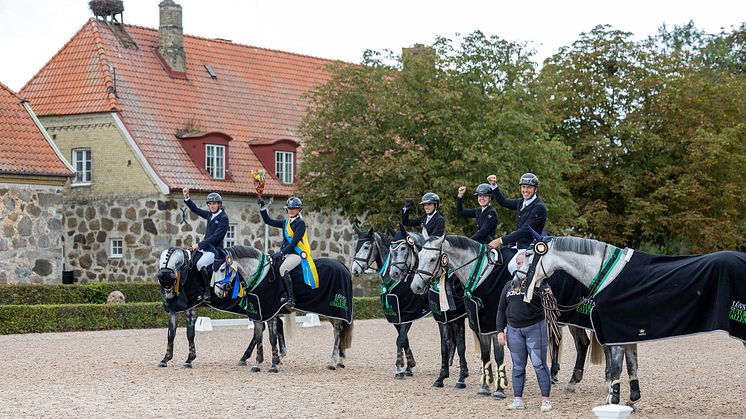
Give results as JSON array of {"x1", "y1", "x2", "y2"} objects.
[{"x1": 0, "y1": 0, "x2": 742, "y2": 92}]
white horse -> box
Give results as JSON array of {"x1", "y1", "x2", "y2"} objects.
[
  {"x1": 155, "y1": 247, "x2": 285, "y2": 371},
  {"x1": 518, "y1": 235, "x2": 746, "y2": 404}
]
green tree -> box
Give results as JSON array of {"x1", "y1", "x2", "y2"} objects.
[{"x1": 299, "y1": 32, "x2": 577, "y2": 236}]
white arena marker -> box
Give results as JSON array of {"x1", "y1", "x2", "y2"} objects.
[
  {"x1": 195, "y1": 317, "x2": 213, "y2": 332},
  {"x1": 592, "y1": 404, "x2": 633, "y2": 419}
]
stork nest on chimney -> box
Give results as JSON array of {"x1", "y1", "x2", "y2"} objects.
[{"x1": 89, "y1": 0, "x2": 124, "y2": 18}]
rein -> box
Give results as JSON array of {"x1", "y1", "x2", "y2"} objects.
[{"x1": 416, "y1": 240, "x2": 494, "y2": 289}]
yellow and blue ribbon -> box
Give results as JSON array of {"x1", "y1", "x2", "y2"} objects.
[{"x1": 283, "y1": 219, "x2": 319, "y2": 289}]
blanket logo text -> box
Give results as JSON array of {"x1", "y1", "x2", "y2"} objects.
[
  {"x1": 730, "y1": 300, "x2": 746, "y2": 325},
  {"x1": 576, "y1": 299, "x2": 596, "y2": 316},
  {"x1": 330, "y1": 293, "x2": 349, "y2": 310}
]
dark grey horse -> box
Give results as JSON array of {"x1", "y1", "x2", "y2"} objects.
[
  {"x1": 351, "y1": 225, "x2": 420, "y2": 378},
  {"x1": 411, "y1": 235, "x2": 510, "y2": 399},
  {"x1": 155, "y1": 247, "x2": 286, "y2": 371},
  {"x1": 387, "y1": 226, "x2": 470, "y2": 389}
]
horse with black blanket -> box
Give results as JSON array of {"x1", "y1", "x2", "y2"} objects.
[
  {"x1": 155, "y1": 247, "x2": 285, "y2": 371},
  {"x1": 351, "y1": 225, "x2": 428, "y2": 379},
  {"x1": 411, "y1": 235, "x2": 513, "y2": 399},
  {"x1": 212, "y1": 245, "x2": 354, "y2": 370},
  {"x1": 518, "y1": 235, "x2": 746, "y2": 404},
  {"x1": 387, "y1": 225, "x2": 470, "y2": 389}
]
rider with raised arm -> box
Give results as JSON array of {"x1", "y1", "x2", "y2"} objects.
[
  {"x1": 183, "y1": 188, "x2": 229, "y2": 303},
  {"x1": 257, "y1": 196, "x2": 318, "y2": 308},
  {"x1": 402, "y1": 192, "x2": 445, "y2": 238},
  {"x1": 455, "y1": 183, "x2": 498, "y2": 245},
  {"x1": 486, "y1": 173, "x2": 548, "y2": 274}
]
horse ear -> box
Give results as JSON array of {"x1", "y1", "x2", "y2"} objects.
[
  {"x1": 386, "y1": 225, "x2": 397, "y2": 237},
  {"x1": 398, "y1": 223, "x2": 407, "y2": 236},
  {"x1": 367, "y1": 227, "x2": 374, "y2": 237},
  {"x1": 528, "y1": 225, "x2": 542, "y2": 241},
  {"x1": 352, "y1": 223, "x2": 362, "y2": 235}
]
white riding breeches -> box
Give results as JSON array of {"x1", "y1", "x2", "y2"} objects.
[
  {"x1": 279, "y1": 253, "x2": 301, "y2": 276},
  {"x1": 196, "y1": 251, "x2": 215, "y2": 271}
]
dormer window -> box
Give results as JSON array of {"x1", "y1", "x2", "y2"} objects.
[
  {"x1": 275, "y1": 151, "x2": 294, "y2": 184},
  {"x1": 206, "y1": 144, "x2": 225, "y2": 179}
]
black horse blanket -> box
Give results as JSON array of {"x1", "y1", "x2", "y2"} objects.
[
  {"x1": 239, "y1": 258, "x2": 353, "y2": 323},
  {"x1": 546, "y1": 271, "x2": 594, "y2": 330},
  {"x1": 463, "y1": 248, "x2": 516, "y2": 335},
  {"x1": 590, "y1": 250, "x2": 746, "y2": 345},
  {"x1": 428, "y1": 274, "x2": 467, "y2": 324},
  {"x1": 380, "y1": 274, "x2": 430, "y2": 325},
  {"x1": 160, "y1": 264, "x2": 248, "y2": 316}
]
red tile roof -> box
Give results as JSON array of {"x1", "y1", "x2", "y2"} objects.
[
  {"x1": 0, "y1": 82, "x2": 73, "y2": 177},
  {"x1": 21, "y1": 19, "x2": 339, "y2": 196}
]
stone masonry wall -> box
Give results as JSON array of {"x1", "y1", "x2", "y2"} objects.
[
  {"x1": 62, "y1": 193, "x2": 357, "y2": 283},
  {"x1": 0, "y1": 186, "x2": 65, "y2": 284}
]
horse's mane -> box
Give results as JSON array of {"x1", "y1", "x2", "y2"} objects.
[
  {"x1": 226, "y1": 245, "x2": 261, "y2": 260},
  {"x1": 444, "y1": 235, "x2": 481, "y2": 253},
  {"x1": 552, "y1": 236, "x2": 607, "y2": 255},
  {"x1": 374, "y1": 232, "x2": 391, "y2": 249}
]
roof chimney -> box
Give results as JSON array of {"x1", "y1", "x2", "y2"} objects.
[{"x1": 158, "y1": 0, "x2": 186, "y2": 75}]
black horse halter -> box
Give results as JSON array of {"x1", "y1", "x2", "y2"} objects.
[{"x1": 353, "y1": 237, "x2": 379, "y2": 272}]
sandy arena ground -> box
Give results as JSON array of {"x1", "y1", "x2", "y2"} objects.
[{"x1": 0, "y1": 318, "x2": 744, "y2": 418}]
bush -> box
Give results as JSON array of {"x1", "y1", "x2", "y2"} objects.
[
  {"x1": 0, "y1": 283, "x2": 162, "y2": 305},
  {"x1": 353, "y1": 297, "x2": 384, "y2": 320}
]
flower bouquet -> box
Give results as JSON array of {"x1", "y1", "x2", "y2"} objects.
[{"x1": 251, "y1": 169, "x2": 266, "y2": 198}]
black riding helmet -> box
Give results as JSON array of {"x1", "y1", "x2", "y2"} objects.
[
  {"x1": 420, "y1": 192, "x2": 440, "y2": 206},
  {"x1": 473, "y1": 183, "x2": 492, "y2": 196},
  {"x1": 284, "y1": 196, "x2": 303, "y2": 209},
  {"x1": 519, "y1": 173, "x2": 539, "y2": 187}
]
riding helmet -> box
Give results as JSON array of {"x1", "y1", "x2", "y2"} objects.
[
  {"x1": 206, "y1": 192, "x2": 223, "y2": 204},
  {"x1": 284, "y1": 196, "x2": 303, "y2": 209},
  {"x1": 519, "y1": 173, "x2": 539, "y2": 187},
  {"x1": 420, "y1": 192, "x2": 440, "y2": 206},
  {"x1": 474, "y1": 183, "x2": 492, "y2": 196}
]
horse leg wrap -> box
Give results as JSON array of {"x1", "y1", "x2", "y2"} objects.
[
  {"x1": 629, "y1": 378, "x2": 641, "y2": 403},
  {"x1": 496, "y1": 363, "x2": 508, "y2": 391},
  {"x1": 480, "y1": 361, "x2": 494, "y2": 386},
  {"x1": 606, "y1": 380, "x2": 621, "y2": 404}
]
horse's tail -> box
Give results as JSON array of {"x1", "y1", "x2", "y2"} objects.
[
  {"x1": 472, "y1": 331, "x2": 481, "y2": 354},
  {"x1": 284, "y1": 312, "x2": 296, "y2": 340},
  {"x1": 589, "y1": 331, "x2": 603, "y2": 365},
  {"x1": 340, "y1": 319, "x2": 354, "y2": 350}
]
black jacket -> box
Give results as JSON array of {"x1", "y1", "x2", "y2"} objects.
[
  {"x1": 185, "y1": 198, "x2": 228, "y2": 251},
  {"x1": 261, "y1": 209, "x2": 307, "y2": 255},
  {"x1": 455, "y1": 196, "x2": 497, "y2": 244},
  {"x1": 492, "y1": 187, "x2": 547, "y2": 249},
  {"x1": 402, "y1": 210, "x2": 446, "y2": 237}
]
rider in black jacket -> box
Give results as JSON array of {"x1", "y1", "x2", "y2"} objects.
[
  {"x1": 183, "y1": 188, "x2": 229, "y2": 303},
  {"x1": 402, "y1": 192, "x2": 445, "y2": 238},
  {"x1": 487, "y1": 173, "x2": 548, "y2": 274},
  {"x1": 455, "y1": 183, "x2": 498, "y2": 245}
]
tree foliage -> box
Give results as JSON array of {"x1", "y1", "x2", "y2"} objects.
[{"x1": 299, "y1": 32, "x2": 577, "y2": 236}]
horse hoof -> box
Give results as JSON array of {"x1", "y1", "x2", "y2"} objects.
[
  {"x1": 432, "y1": 381, "x2": 444, "y2": 388},
  {"x1": 404, "y1": 371, "x2": 414, "y2": 377},
  {"x1": 238, "y1": 360, "x2": 247, "y2": 366},
  {"x1": 336, "y1": 363, "x2": 345, "y2": 369},
  {"x1": 269, "y1": 367, "x2": 279, "y2": 373},
  {"x1": 492, "y1": 390, "x2": 506, "y2": 400},
  {"x1": 156, "y1": 362, "x2": 167, "y2": 368},
  {"x1": 181, "y1": 363, "x2": 192, "y2": 369},
  {"x1": 454, "y1": 382, "x2": 466, "y2": 389},
  {"x1": 250, "y1": 367, "x2": 260, "y2": 373},
  {"x1": 327, "y1": 365, "x2": 337, "y2": 371},
  {"x1": 394, "y1": 373, "x2": 405, "y2": 379},
  {"x1": 476, "y1": 388, "x2": 490, "y2": 396},
  {"x1": 565, "y1": 383, "x2": 576, "y2": 393}
]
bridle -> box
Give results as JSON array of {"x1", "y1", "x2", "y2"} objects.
[
  {"x1": 353, "y1": 237, "x2": 379, "y2": 273},
  {"x1": 158, "y1": 248, "x2": 189, "y2": 293},
  {"x1": 389, "y1": 236, "x2": 417, "y2": 280},
  {"x1": 415, "y1": 237, "x2": 494, "y2": 286}
]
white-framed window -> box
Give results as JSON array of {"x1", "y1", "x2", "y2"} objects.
[
  {"x1": 224, "y1": 224, "x2": 236, "y2": 248},
  {"x1": 110, "y1": 238, "x2": 123, "y2": 258},
  {"x1": 72, "y1": 148, "x2": 92, "y2": 185},
  {"x1": 205, "y1": 144, "x2": 225, "y2": 179},
  {"x1": 275, "y1": 151, "x2": 294, "y2": 184}
]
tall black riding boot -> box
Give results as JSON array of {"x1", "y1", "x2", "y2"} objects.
[
  {"x1": 200, "y1": 269, "x2": 212, "y2": 303},
  {"x1": 282, "y1": 272, "x2": 295, "y2": 308}
]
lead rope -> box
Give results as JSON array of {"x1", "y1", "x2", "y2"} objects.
[{"x1": 541, "y1": 290, "x2": 562, "y2": 347}]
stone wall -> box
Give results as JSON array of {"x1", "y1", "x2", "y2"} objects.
[
  {"x1": 0, "y1": 186, "x2": 65, "y2": 284},
  {"x1": 61, "y1": 193, "x2": 357, "y2": 283}
]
